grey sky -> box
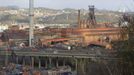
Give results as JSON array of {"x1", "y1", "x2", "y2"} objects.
[{"x1": 0, "y1": 0, "x2": 133, "y2": 11}]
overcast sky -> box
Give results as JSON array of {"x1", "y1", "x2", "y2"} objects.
[{"x1": 0, "y1": 0, "x2": 133, "y2": 11}]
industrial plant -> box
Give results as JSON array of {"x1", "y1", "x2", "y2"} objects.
[{"x1": 0, "y1": 0, "x2": 134, "y2": 75}]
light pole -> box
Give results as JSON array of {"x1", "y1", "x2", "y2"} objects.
[{"x1": 29, "y1": 0, "x2": 34, "y2": 47}]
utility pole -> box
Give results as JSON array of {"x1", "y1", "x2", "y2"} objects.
[{"x1": 29, "y1": 0, "x2": 34, "y2": 47}]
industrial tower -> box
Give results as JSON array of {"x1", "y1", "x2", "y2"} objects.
[{"x1": 29, "y1": 0, "x2": 34, "y2": 47}]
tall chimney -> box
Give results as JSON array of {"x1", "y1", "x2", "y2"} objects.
[
  {"x1": 78, "y1": 10, "x2": 81, "y2": 28},
  {"x1": 29, "y1": 0, "x2": 34, "y2": 47}
]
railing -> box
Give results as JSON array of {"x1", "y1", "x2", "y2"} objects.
[{"x1": 0, "y1": 48, "x2": 118, "y2": 59}]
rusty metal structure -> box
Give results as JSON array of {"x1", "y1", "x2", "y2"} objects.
[
  {"x1": 39, "y1": 6, "x2": 122, "y2": 47},
  {"x1": 79, "y1": 5, "x2": 96, "y2": 29},
  {"x1": 87, "y1": 5, "x2": 96, "y2": 27},
  {"x1": 0, "y1": 5, "x2": 123, "y2": 48}
]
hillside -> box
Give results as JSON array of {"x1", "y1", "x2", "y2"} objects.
[{"x1": 0, "y1": 7, "x2": 122, "y2": 24}]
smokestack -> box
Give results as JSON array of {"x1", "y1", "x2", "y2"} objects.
[
  {"x1": 29, "y1": 0, "x2": 34, "y2": 47},
  {"x1": 78, "y1": 10, "x2": 81, "y2": 28}
]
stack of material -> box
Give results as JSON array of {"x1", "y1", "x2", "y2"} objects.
[
  {"x1": 44, "y1": 66, "x2": 72, "y2": 75},
  {"x1": 1, "y1": 63, "x2": 73, "y2": 75},
  {"x1": 23, "y1": 71, "x2": 30, "y2": 75},
  {"x1": 22, "y1": 65, "x2": 32, "y2": 75},
  {"x1": 41, "y1": 70, "x2": 48, "y2": 75},
  {"x1": 1, "y1": 63, "x2": 23, "y2": 75},
  {"x1": 40, "y1": 66, "x2": 72, "y2": 75},
  {"x1": 60, "y1": 66, "x2": 71, "y2": 72},
  {"x1": 33, "y1": 70, "x2": 41, "y2": 75},
  {"x1": 0, "y1": 67, "x2": 6, "y2": 75}
]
